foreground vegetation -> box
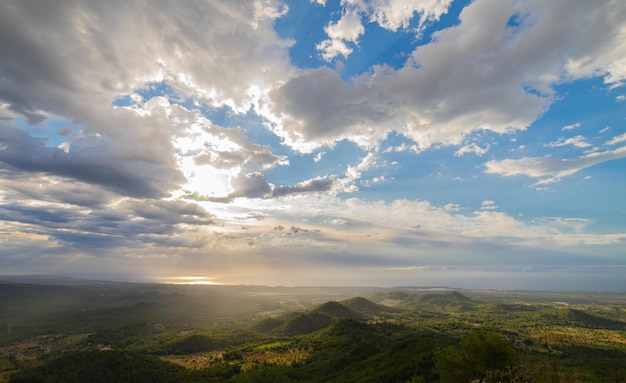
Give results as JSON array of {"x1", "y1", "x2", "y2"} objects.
[{"x1": 1, "y1": 278, "x2": 625, "y2": 382}]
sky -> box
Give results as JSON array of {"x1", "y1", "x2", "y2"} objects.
[{"x1": 1, "y1": 0, "x2": 625, "y2": 291}]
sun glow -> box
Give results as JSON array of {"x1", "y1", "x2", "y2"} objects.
[
  {"x1": 179, "y1": 159, "x2": 233, "y2": 197},
  {"x1": 166, "y1": 276, "x2": 221, "y2": 285},
  {"x1": 173, "y1": 125, "x2": 237, "y2": 198}
]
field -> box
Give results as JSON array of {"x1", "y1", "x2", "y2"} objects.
[{"x1": 1, "y1": 277, "x2": 625, "y2": 382}]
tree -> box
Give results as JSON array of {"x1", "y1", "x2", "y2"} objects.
[{"x1": 433, "y1": 331, "x2": 518, "y2": 383}]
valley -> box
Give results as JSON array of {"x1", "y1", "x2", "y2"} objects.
[{"x1": 1, "y1": 278, "x2": 625, "y2": 382}]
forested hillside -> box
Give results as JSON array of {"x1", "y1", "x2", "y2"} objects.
[{"x1": 1, "y1": 281, "x2": 625, "y2": 382}]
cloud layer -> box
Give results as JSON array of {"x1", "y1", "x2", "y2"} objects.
[{"x1": 1, "y1": 0, "x2": 625, "y2": 289}]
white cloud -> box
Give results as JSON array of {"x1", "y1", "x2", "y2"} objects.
[
  {"x1": 317, "y1": 11, "x2": 365, "y2": 61},
  {"x1": 600, "y1": 126, "x2": 611, "y2": 134},
  {"x1": 362, "y1": 175, "x2": 387, "y2": 186},
  {"x1": 317, "y1": 37, "x2": 354, "y2": 62},
  {"x1": 616, "y1": 95, "x2": 625, "y2": 102},
  {"x1": 314, "y1": 151, "x2": 326, "y2": 163},
  {"x1": 444, "y1": 203, "x2": 462, "y2": 211},
  {"x1": 544, "y1": 135, "x2": 591, "y2": 148},
  {"x1": 480, "y1": 200, "x2": 498, "y2": 210},
  {"x1": 562, "y1": 122, "x2": 581, "y2": 131},
  {"x1": 605, "y1": 132, "x2": 626, "y2": 146},
  {"x1": 383, "y1": 143, "x2": 413, "y2": 153},
  {"x1": 485, "y1": 145, "x2": 626, "y2": 181},
  {"x1": 454, "y1": 143, "x2": 490, "y2": 157},
  {"x1": 343, "y1": 0, "x2": 454, "y2": 34},
  {"x1": 356, "y1": 152, "x2": 377, "y2": 171}
]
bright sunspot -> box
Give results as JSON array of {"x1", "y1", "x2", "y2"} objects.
[
  {"x1": 167, "y1": 276, "x2": 220, "y2": 285},
  {"x1": 173, "y1": 125, "x2": 236, "y2": 198}
]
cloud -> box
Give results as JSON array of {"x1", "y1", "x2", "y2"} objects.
[
  {"x1": 544, "y1": 135, "x2": 591, "y2": 148},
  {"x1": 1, "y1": 0, "x2": 625, "y2": 287},
  {"x1": 3, "y1": 172, "x2": 625, "y2": 285},
  {"x1": 362, "y1": 175, "x2": 387, "y2": 186},
  {"x1": 356, "y1": 152, "x2": 378, "y2": 171},
  {"x1": 344, "y1": 0, "x2": 454, "y2": 34},
  {"x1": 194, "y1": 173, "x2": 341, "y2": 203},
  {"x1": 605, "y1": 132, "x2": 626, "y2": 146},
  {"x1": 485, "y1": 145, "x2": 626, "y2": 182},
  {"x1": 0, "y1": 122, "x2": 184, "y2": 198},
  {"x1": 190, "y1": 128, "x2": 287, "y2": 171},
  {"x1": 2, "y1": 0, "x2": 626, "y2": 161},
  {"x1": 455, "y1": 143, "x2": 490, "y2": 157},
  {"x1": 0, "y1": 174, "x2": 215, "y2": 255},
  {"x1": 185, "y1": 146, "x2": 382, "y2": 204},
  {"x1": 480, "y1": 200, "x2": 498, "y2": 210},
  {"x1": 227, "y1": 172, "x2": 274, "y2": 200},
  {"x1": 265, "y1": 0, "x2": 626, "y2": 153},
  {"x1": 211, "y1": 195, "x2": 626, "y2": 258},
  {"x1": 170, "y1": 109, "x2": 288, "y2": 197},
  {"x1": 443, "y1": 203, "x2": 462, "y2": 212},
  {"x1": 562, "y1": 122, "x2": 581, "y2": 131},
  {"x1": 0, "y1": 0, "x2": 294, "y2": 200},
  {"x1": 342, "y1": 152, "x2": 380, "y2": 190},
  {"x1": 273, "y1": 176, "x2": 340, "y2": 197},
  {"x1": 0, "y1": 0, "x2": 292, "y2": 113},
  {"x1": 317, "y1": 11, "x2": 365, "y2": 61},
  {"x1": 317, "y1": 0, "x2": 453, "y2": 61},
  {"x1": 264, "y1": 67, "x2": 397, "y2": 152}
]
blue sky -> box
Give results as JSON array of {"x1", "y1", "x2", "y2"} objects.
[{"x1": 1, "y1": 0, "x2": 625, "y2": 290}]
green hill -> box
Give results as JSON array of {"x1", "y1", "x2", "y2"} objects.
[
  {"x1": 302, "y1": 319, "x2": 435, "y2": 383},
  {"x1": 274, "y1": 311, "x2": 334, "y2": 335},
  {"x1": 545, "y1": 308, "x2": 626, "y2": 330},
  {"x1": 398, "y1": 291, "x2": 475, "y2": 311},
  {"x1": 8, "y1": 350, "x2": 194, "y2": 383},
  {"x1": 313, "y1": 301, "x2": 364, "y2": 319},
  {"x1": 387, "y1": 291, "x2": 410, "y2": 300},
  {"x1": 250, "y1": 317, "x2": 285, "y2": 333},
  {"x1": 271, "y1": 301, "x2": 366, "y2": 336},
  {"x1": 341, "y1": 297, "x2": 386, "y2": 315}
]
